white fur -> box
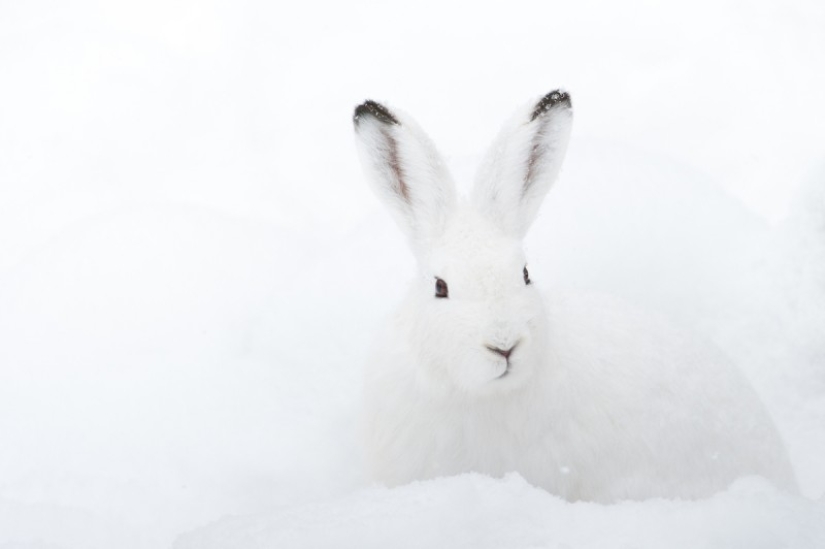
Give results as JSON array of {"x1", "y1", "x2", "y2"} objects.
[{"x1": 353, "y1": 92, "x2": 796, "y2": 502}]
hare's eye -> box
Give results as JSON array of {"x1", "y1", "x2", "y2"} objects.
[
  {"x1": 524, "y1": 266, "x2": 531, "y2": 285},
  {"x1": 435, "y1": 277, "x2": 449, "y2": 298}
]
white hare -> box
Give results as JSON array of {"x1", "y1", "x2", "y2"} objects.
[{"x1": 352, "y1": 91, "x2": 796, "y2": 502}]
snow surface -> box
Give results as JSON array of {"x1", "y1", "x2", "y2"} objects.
[
  {"x1": 1, "y1": 1, "x2": 824, "y2": 548},
  {"x1": 173, "y1": 474, "x2": 825, "y2": 549}
]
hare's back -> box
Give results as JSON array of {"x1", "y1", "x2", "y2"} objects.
[{"x1": 544, "y1": 291, "x2": 796, "y2": 499}]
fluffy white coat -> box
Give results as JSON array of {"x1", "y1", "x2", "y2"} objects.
[{"x1": 353, "y1": 92, "x2": 796, "y2": 502}]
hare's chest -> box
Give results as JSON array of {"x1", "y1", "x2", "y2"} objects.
[{"x1": 379, "y1": 395, "x2": 570, "y2": 486}]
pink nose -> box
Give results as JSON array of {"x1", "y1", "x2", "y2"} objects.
[{"x1": 487, "y1": 345, "x2": 515, "y2": 360}]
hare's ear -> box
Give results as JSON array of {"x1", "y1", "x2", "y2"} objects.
[
  {"x1": 472, "y1": 90, "x2": 572, "y2": 238},
  {"x1": 353, "y1": 100, "x2": 457, "y2": 253}
]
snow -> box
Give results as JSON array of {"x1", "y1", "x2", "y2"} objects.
[
  {"x1": 173, "y1": 474, "x2": 825, "y2": 549},
  {"x1": 1, "y1": 0, "x2": 824, "y2": 547}
]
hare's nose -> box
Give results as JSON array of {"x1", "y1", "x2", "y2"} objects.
[{"x1": 486, "y1": 344, "x2": 516, "y2": 360}]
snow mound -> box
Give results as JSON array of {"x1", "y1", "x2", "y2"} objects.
[{"x1": 174, "y1": 474, "x2": 825, "y2": 549}]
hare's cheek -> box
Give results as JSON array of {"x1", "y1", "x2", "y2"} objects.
[
  {"x1": 429, "y1": 314, "x2": 490, "y2": 391},
  {"x1": 443, "y1": 339, "x2": 505, "y2": 392},
  {"x1": 408, "y1": 304, "x2": 457, "y2": 379}
]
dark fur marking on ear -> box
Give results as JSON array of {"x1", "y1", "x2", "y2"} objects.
[
  {"x1": 530, "y1": 90, "x2": 571, "y2": 122},
  {"x1": 524, "y1": 137, "x2": 547, "y2": 194},
  {"x1": 380, "y1": 127, "x2": 410, "y2": 202},
  {"x1": 353, "y1": 100, "x2": 409, "y2": 202},
  {"x1": 524, "y1": 90, "x2": 571, "y2": 194},
  {"x1": 353, "y1": 100, "x2": 400, "y2": 127}
]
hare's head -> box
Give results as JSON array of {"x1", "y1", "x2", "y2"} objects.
[{"x1": 354, "y1": 91, "x2": 572, "y2": 396}]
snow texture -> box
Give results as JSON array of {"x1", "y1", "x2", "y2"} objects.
[
  {"x1": 1, "y1": 1, "x2": 824, "y2": 548},
  {"x1": 174, "y1": 474, "x2": 825, "y2": 549}
]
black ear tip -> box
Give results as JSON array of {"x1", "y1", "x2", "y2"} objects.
[
  {"x1": 530, "y1": 89, "x2": 571, "y2": 121},
  {"x1": 353, "y1": 100, "x2": 400, "y2": 127}
]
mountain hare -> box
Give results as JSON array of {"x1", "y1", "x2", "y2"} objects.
[{"x1": 352, "y1": 91, "x2": 796, "y2": 502}]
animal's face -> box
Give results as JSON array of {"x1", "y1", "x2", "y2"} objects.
[
  {"x1": 409, "y1": 207, "x2": 546, "y2": 395},
  {"x1": 354, "y1": 91, "x2": 572, "y2": 398}
]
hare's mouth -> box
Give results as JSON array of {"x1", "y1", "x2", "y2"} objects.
[{"x1": 486, "y1": 343, "x2": 518, "y2": 379}]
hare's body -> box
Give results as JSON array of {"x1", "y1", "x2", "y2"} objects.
[
  {"x1": 353, "y1": 92, "x2": 796, "y2": 502},
  {"x1": 365, "y1": 285, "x2": 795, "y2": 501}
]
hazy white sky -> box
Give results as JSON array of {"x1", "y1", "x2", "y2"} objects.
[{"x1": 1, "y1": 1, "x2": 824, "y2": 277}]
